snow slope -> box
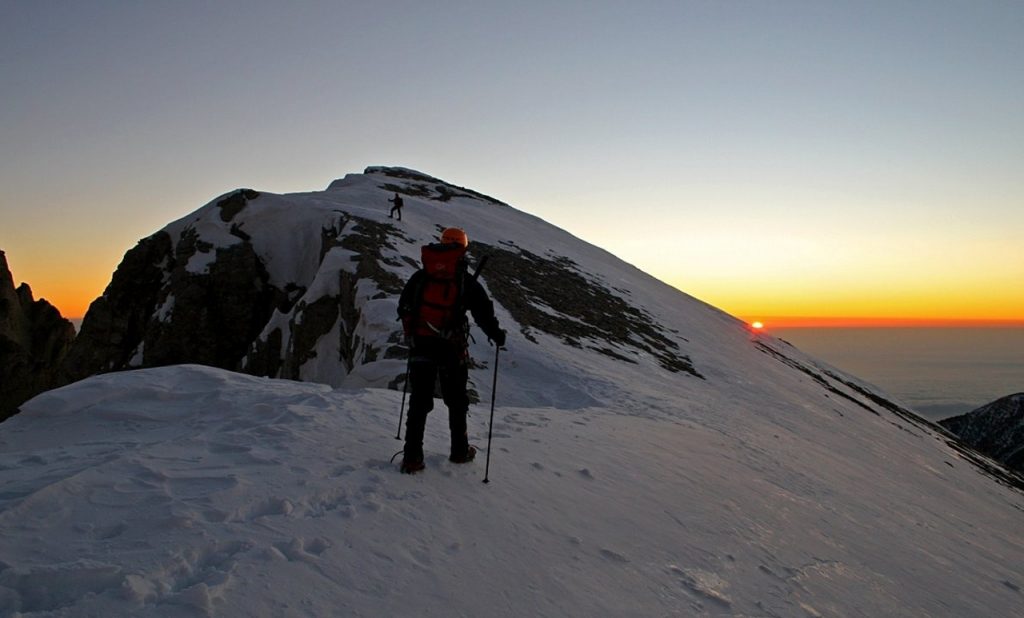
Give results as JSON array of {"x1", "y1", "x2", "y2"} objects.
[{"x1": 2, "y1": 168, "x2": 1023, "y2": 616}]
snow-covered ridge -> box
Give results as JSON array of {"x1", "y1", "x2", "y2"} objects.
[{"x1": 3, "y1": 168, "x2": 1023, "y2": 615}]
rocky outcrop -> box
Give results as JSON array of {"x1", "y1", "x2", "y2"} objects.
[
  {"x1": 217, "y1": 189, "x2": 260, "y2": 222},
  {"x1": 475, "y1": 241, "x2": 701, "y2": 377},
  {"x1": 61, "y1": 186, "x2": 278, "y2": 384},
  {"x1": 145, "y1": 235, "x2": 280, "y2": 370},
  {"x1": 0, "y1": 251, "x2": 76, "y2": 420},
  {"x1": 940, "y1": 394, "x2": 1024, "y2": 473},
  {"x1": 62, "y1": 225, "x2": 284, "y2": 382},
  {"x1": 60, "y1": 232, "x2": 175, "y2": 382},
  {"x1": 58, "y1": 183, "x2": 411, "y2": 390},
  {"x1": 360, "y1": 167, "x2": 508, "y2": 206},
  {"x1": 239, "y1": 214, "x2": 408, "y2": 383}
]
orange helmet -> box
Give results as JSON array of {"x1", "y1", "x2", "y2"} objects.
[{"x1": 440, "y1": 227, "x2": 469, "y2": 248}]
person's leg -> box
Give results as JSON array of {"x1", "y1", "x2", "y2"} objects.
[
  {"x1": 404, "y1": 357, "x2": 437, "y2": 464},
  {"x1": 439, "y1": 356, "x2": 471, "y2": 459}
]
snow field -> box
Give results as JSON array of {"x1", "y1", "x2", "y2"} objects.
[{"x1": 1, "y1": 364, "x2": 1022, "y2": 616}]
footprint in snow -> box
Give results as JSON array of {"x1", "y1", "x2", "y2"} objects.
[
  {"x1": 274, "y1": 537, "x2": 327, "y2": 562},
  {"x1": 667, "y1": 565, "x2": 732, "y2": 608},
  {"x1": 206, "y1": 442, "x2": 251, "y2": 455},
  {"x1": 331, "y1": 464, "x2": 356, "y2": 477},
  {"x1": 599, "y1": 549, "x2": 629, "y2": 563}
]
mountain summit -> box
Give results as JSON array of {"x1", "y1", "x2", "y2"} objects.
[
  {"x1": 1, "y1": 168, "x2": 1022, "y2": 615},
  {"x1": 61, "y1": 166, "x2": 704, "y2": 407}
]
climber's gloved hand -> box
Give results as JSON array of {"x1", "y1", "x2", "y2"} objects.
[{"x1": 491, "y1": 329, "x2": 507, "y2": 348}]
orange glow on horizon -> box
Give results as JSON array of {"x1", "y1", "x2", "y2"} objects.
[
  {"x1": 8, "y1": 251, "x2": 1024, "y2": 327},
  {"x1": 22, "y1": 287, "x2": 99, "y2": 321},
  {"x1": 741, "y1": 316, "x2": 1024, "y2": 328},
  {"x1": 5, "y1": 260, "x2": 109, "y2": 320},
  {"x1": 30, "y1": 295, "x2": 1024, "y2": 329}
]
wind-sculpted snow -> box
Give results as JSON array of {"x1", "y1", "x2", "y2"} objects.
[{"x1": 2, "y1": 364, "x2": 1023, "y2": 616}]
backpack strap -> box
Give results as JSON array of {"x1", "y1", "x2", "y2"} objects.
[
  {"x1": 447, "y1": 253, "x2": 489, "y2": 335},
  {"x1": 472, "y1": 255, "x2": 489, "y2": 281},
  {"x1": 400, "y1": 271, "x2": 427, "y2": 339}
]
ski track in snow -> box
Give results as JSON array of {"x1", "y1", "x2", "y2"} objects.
[{"x1": 1, "y1": 170, "x2": 1023, "y2": 616}]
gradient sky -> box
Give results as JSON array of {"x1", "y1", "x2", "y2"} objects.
[{"x1": 2, "y1": 1, "x2": 1022, "y2": 324}]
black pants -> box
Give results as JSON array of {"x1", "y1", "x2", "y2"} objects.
[
  {"x1": 403, "y1": 338, "x2": 470, "y2": 461},
  {"x1": 390, "y1": 205, "x2": 402, "y2": 220}
]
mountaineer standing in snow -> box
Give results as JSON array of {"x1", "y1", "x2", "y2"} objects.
[
  {"x1": 388, "y1": 192, "x2": 404, "y2": 221},
  {"x1": 397, "y1": 227, "x2": 505, "y2": 474}
]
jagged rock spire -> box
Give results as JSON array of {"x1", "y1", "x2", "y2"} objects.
[{"x1": 0, "y1": 250, "x2": 76, "y2": 420}]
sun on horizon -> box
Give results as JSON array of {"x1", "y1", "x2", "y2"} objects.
[{"x1": 740, "y1": 316, "x2": 1024, "y2": 329}]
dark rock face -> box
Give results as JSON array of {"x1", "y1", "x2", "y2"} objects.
[
  {"x1": 217, "y1": 189, "x2": 260, "y2": 222},
  {"x1": 0, "y1": 251, "x2": 76, "y2": 421},
  {"x1": 59, "y1": 181, "x2": 411, "y2": 391},
  {"x1": 60, "y1": 232, "x2": 175, "y2": 382},
  {"x1": 365, "y1": 166, "x2": 508, "y2": 206},
  {"x1": 474, "y1": 241, "x2": 701, "y2": 377},
  {"x1": 145, "y1": 236, "x2": 279, "y2": 370},
  {"x1": 941, "y1": 394, "x2": 1024, "y2": 473},
  {"x1": 62, "y1": 225, "x2": 283, "y2": 382}
]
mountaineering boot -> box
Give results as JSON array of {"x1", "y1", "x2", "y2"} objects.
[
  {"x1": 400, "y1": 439, "x2": 425, "y2": 474},
  {"x1": 401, "y1": 403, "x2": 428, "y2": 474},
  {"x1": 400, "y1": 457, "x2": 425, "y2": 474},
  {"x1": 449, "y1": 445, "x2": 476, "y2": 464}
]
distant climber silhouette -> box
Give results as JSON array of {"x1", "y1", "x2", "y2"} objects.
[{"x1": 388, "y1": 193, "x2": 404, "y2": 221}]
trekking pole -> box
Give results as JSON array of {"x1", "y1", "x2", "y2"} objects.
[
  {"x1": 483, "y1": 345, "x2": 501, "y2": 483},
  {"x1": 395, "y1": 355, "x2": 411, "y2": 440}
]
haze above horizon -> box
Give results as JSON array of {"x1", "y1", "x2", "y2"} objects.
[{"x1": 2, "y1": 2, "x2": 1022, "y2": 323}]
